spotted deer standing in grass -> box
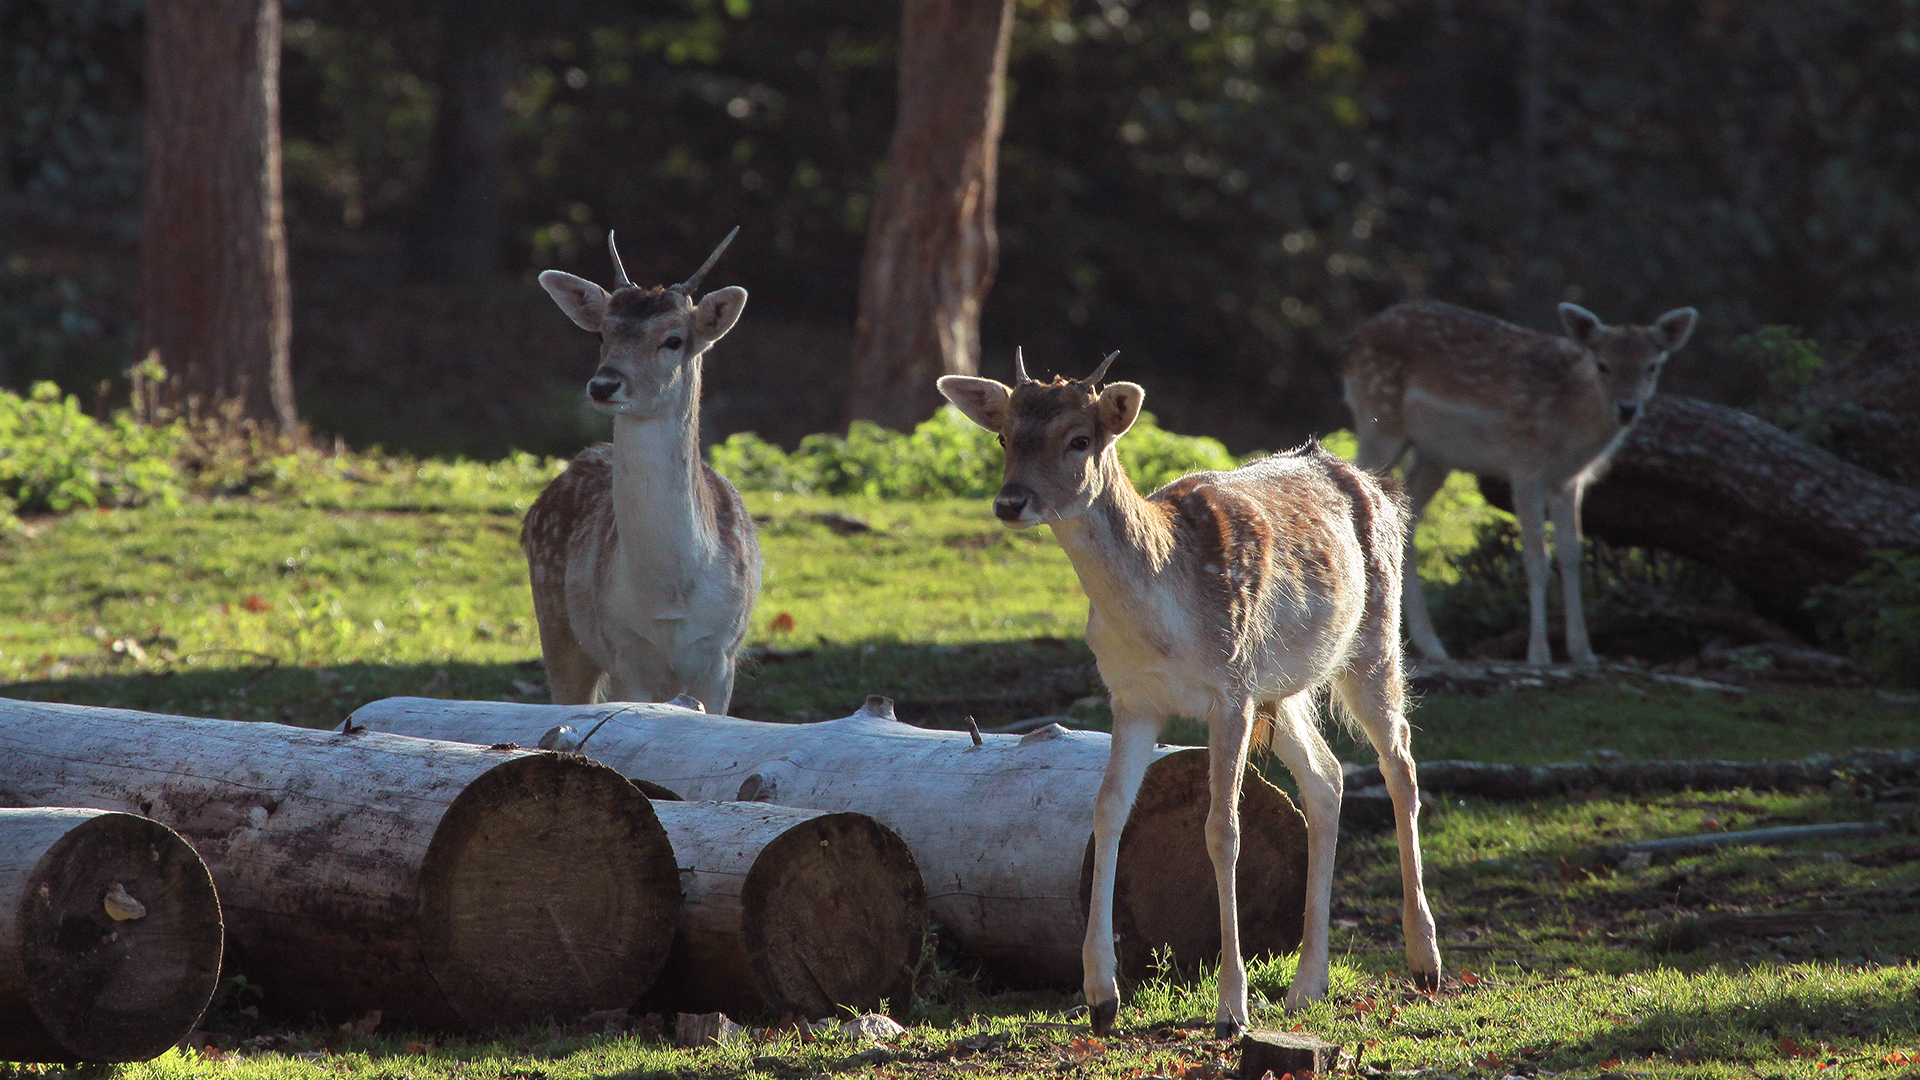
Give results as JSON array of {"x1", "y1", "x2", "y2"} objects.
[
  {"x1": 1341, "y1": 300, "x2": 1697, "y2": 667},
  {"x1": 939, "y1": 352, "x2": 1439, "y2": 1037},
  {"x1": 522, "y1": 229, "x2": 761, "y2": 712}
]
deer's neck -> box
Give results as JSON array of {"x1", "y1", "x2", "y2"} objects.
[
  {"x1": 1049, "y1": 453, "x2": 1176, "y2": 610},
  {"x1": 608, "y1": 363, "x2": 716, "y2": 580}
]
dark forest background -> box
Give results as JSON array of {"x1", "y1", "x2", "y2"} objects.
[{"x1": 5, "y1": 0, "x2": 1918, "y2": 459}]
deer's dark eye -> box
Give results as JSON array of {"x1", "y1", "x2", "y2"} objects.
[
  {"x1": 663, "y1": 335, "x2": 683, "y2": 351},
  {"x1": 1595, "y1": 361, "x2": 1611, "y2": 375},
  {"x1": 1069, "y1": 435, "x2": 1092, "y2": 452},
  {"x1": 996, "y1": 433, "x2": 1005, "y2": 447}
]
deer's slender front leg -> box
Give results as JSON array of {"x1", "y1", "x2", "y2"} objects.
[
  {"x1": 1550, "y1": 484, "x2": 1596, "y2": 667},
  {"x1": 1207, "y1": 698, "x2": 1258, "y2": 1037},
  {"x1": 1265, "y1": 694, "x2": 1343, "y2": 1009},
  {"x1": 1512, "y1": 478, "x2": 1554, "y2": 666},
  {"x1": 1083, "y1": 705, "x2": 1159, "y2": 1034}
]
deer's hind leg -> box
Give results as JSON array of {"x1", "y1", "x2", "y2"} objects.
[
  {"x1": 1261, "y1": 692, "x2": 1344, "y2": 1010},
  {"x1": 1397, "y1": 450, "x2": 1453, "y2": 661},
  {"x1": 1334, "y1": 643, "x2": 1441, "y2": 989}
]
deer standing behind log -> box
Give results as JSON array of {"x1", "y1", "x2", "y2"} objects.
[
  {"x1": 938, "y1": 352, "x2": 1438, "y2": 1037},
  {"x1": 1341, "y1": 299, "x2": 1697, "y2": 666},
  {"x1": 527, "y1": 229, "x2": 761, "y2": 712}
]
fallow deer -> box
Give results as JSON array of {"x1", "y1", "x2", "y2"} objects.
[
  {"x1": 939, "y1": 353, "x2": 1439, "y2": 1037},
  {"x1": 1342, "y1": 300, "x2": 1696, "y2": 667},
  {"x1": 522, "y1": 229, "x2": 761, "y2": 712}
]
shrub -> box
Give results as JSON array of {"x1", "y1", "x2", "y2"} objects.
[
  {"x1": 710, "y1": 405, "x2": 1240, "y2": 499},
  {"x1": 1815, "y1": 551, "x2": 1920, "y2": 688},
  {"x1": 0, "y1": 381, "x2": 183, "y2": 514}
]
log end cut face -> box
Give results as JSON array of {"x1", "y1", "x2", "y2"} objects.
[
  {"x1": 1082, "y1": 749, "x2": 1308, "y2": 984},
  {"x1": 743, "y1": 812, "x2": 928, "y2": 1018},
  {"x1": 417, "y1": 755, "x2": 681, "y2": 1029},
  {"x1": 5, "y1": 811, "x2": 223, "y2": 1063}
]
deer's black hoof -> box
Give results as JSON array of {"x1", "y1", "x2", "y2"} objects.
[
  {"x1": 1213, "y1": 1018, "x2": 1245, "y2": 1040},
  {"x1": 1089, "y1": 999, "x2": 1118, "y2": 1035},
  {"x1": 1414, "y1": 969, "x2": 1440, "y2": 992}
]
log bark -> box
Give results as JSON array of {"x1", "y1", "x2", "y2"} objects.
[
  {"x1": 0, "y1": 701, "x2": 680, "y2": 1030},
  {"x1": 0, "y1": 808, "x2": 222, "y2": 1063},
  {"x1": 348, "y1": 695, "x2": 1308, "y2": 988},
  {"x1": 140, "y1": 0, "x2": 296, "y2": 427},
  {"x1": 641, "y1": 802, "x2": 926, "y2": 1020},
  {"x1": 1478, "y1": 395, "x2": 1920, "y2": 629},
  {"x1": 843, "y1": 0, "x2": 1013, "y2": 430}
]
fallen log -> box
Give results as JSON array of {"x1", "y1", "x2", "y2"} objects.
[
  {"x1": 348, "y1": 695, "x2": 1310, "y2": 987},
  {"x1": 643, "y1": 801, "x2": 926, "y2": 1019},
  {"x1": 1345, "y1": 747, "x2": 1920, "y2": 800},
  {"x1": 1604, "y1": 821, "x2": 1886, "y2": 864},
  {"x1": 1477, "y1": 395, "x2": 1920, "y2": 630},
  {"x1": 0, "y1": 700, "x2": 680, "y2": 1031},
  {"x1": 0, "y1": 808, "x2": 223, "y2": 1063}
]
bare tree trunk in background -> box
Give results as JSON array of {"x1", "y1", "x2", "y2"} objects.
[
  {"x1": 410, "y1": 0, "x2": 508, "y2": 281},
  {"x1": 843, "y1": 0, "x2": 1014, "y2": 430},
  {"x1": 140, "y1": 0, "x2": 295, "y2": 428},
  {"x1": 1513, "y1": 0, "x2": 1554, "y2": 325}
]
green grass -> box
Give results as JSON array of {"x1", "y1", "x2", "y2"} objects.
[{"x1": 4, "y1": 486, "x2": 1920, "y2": 1078}]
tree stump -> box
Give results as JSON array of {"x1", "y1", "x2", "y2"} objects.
[
  {"x1": 0, "y1": 700, "x2": 680, "y2": 1030},
  {"x1": 1240, "y1": 1029, "x2": 1341, "y2": 1078},
  {"x1": 0, "y1": 808, "x2": 223, "y2": 1063},
  {"x1": 348, "y1": 695, "x2": 1309, "y2": 987},
  {"x1": 643, "y1": 802, "x2": 927, "y2": 1019}
]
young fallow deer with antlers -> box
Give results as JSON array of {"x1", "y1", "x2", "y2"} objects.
[
  {"x1": 1342, "y1": 300, "x2": 1697, "y2": 667},
  {"x1": 522, "y1": 229, "x2": 761, "y2": 712},
  {"x1": 939, "y1": 352, "x2": 1439, "y2": 1037}
]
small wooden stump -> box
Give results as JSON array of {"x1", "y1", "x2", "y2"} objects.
[
  {"x1": 0, "y1": 808, "x2": 223, "y2": 1063},
  {"x1": 1240, "y1": 1030, "x2": 1340, "y2": 1078}
]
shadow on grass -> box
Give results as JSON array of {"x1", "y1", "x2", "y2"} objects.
[{"x1": 0, "y1": 637, "x2": 1108, "y2": 731}]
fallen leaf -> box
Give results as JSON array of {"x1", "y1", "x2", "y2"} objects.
[
  {"x1": 243, "y1": 595, "x2": 272, "y2": 612},
  {"x1": 402, "y1": 1041, "x2": 432, "y2": 1055},
  {"x1": 1459, "y1": 969, "x2": 1482, "y2": 986},
  {"x1": 770, "y1": 612, "x2": 795, "y2": 633}
]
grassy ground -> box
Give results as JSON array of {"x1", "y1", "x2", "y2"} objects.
[{"x1": 3, "y1": 488, "x2": 1920, "y2": 1078}]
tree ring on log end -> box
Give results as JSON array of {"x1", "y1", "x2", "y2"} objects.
[
  {"x1": 12, "y1": 811, "x2": 223, "y2": 1062},
  {"x1": 1082, "y1": 749, "x2": 1308, "y2": 984},
  {"x1": 418, "y1": 754, "x2": 680, "y2": 1028},
  {"x1": 743, "y1": 811, "x2": 927, "y2": 1017}
]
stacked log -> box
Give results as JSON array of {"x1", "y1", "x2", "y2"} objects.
[
  {"x1": 645, "y1": 801, "x2": 926, "y2": 1018},
  {"x1": 349, "y1": 695, "x2": 1309, "y2": 987},
  {"x1": 0, "y1": 700, "x2": 681, "y2": 1031},
  {"x1": 0, "y1": 808, "x2": 223, "y2": 1062}
]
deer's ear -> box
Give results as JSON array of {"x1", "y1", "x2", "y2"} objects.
[
  {"x1": 1097, "y1": 382, "x2": 1144, "y2": 440},
  {"x1": 1558, "y1": 302, "x2": 1603, "y2": 345},
  {"x1": 693, "y1": 286, "x2": 749, "y2": 348},
  {"x1": 937, "y1": 376, "x2": 1011, "y2": 432},
  {"x1": 1653, "y1": 307, "x2": 1697, "y2": 352},
  {"x1": 539, "y1": 271, "x2": 609, "y2": 332}
]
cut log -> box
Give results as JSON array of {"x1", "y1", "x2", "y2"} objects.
[
  {"x1": 1240, "y1": 1029, "x2": 1341, "y2": 1078},
  {"x1": 1345, "y1": 746, "x2": 1920, "y2": 800},
  {"x1": 348, "y1": 696, "x2": 1310, "y2": 988},
  {"x1": 0, "y1": 808, "x2": 223, "y2": 1063},
  {"x1": 1477, "y1": 395, "x2": 1920, "y2": 630},
  {"x1": 0, "y1": 701, "x2": 680, "y2": 1031},
  {"x1": 642, "y1": 801, "x2": 926, "y2": 1019},
  {"x1": 1603, "y1": 822, "x2": 1886, "y2": 864}
]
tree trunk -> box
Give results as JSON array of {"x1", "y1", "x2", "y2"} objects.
[
  {"x1": 140, "y1": 0, "x2": 295, "y2": 428},
  {"x1": 348, "y1": 695, "x2": 1309, "y2": 988},
  {"x1": 641, "y1": 802, "x2": 926, "y2": 1020},
  {"x1": 843, "y1": 0, "x2": 1013, "y2": 430},
  {"x1": 1478, "y1": 395, "x2": 1920, "y2": 630},
  {"x1": 409, "y1": 0, "x2": 508, "y2": 281},
  {"x1": 0, "y1": 808, "x2": 223, "y2": 1063},
  {"x1": 0, "y1": 701, "x2": 680, "y2": 1030}
]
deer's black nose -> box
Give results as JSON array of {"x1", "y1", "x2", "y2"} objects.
[
  {"x1": 589, "y1": 378, "x2": 621, "y2": 402},
  {"x1": 993, "y1": 494, "x2": 1029, "y2": 522},
  {"x1": 1615, "y1": 401, "x2": 1640, "y2": 425}
]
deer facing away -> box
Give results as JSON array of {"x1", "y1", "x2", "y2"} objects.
[
  {"x1": 939, "y1": 353, "x2": 1439, "y2": 1036},
  {"x1": 521, "y1": 230, "x2": 761, "y2": 712},
  {"x1": 1342, "y1": 300, "x2": 1697, "y2": 666}
]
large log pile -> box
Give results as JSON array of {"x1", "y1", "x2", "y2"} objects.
[
  {"x1": 0, "y1": 808, "x2": 223, "y2": 1063},
  {"x1": 0, "y1": 701, "x2": 681, "y2": 1030},
  {"x1": 645, "y1": 801, "x2": 926, "y2": 1018},
  {"x1": 348, "y1": 694, "x2": 1309, "y2": 987},
  {"x1": 1480, "y1": 395, "x2": 1920, "y2": 629}
]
